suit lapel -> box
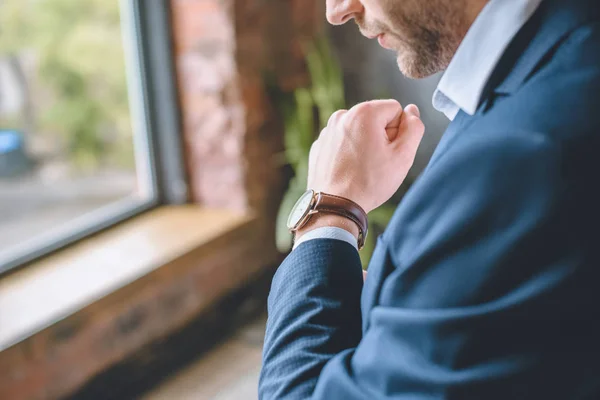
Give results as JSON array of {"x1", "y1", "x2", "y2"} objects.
[
  {"x1": 363, "y1": 0, "x2": 597, "y2": 331},
  {"x1": 425, "y1": 0, "x2": 595, "y2": 169},
  {"x1": 487, "y1": 0, "x2": 595, "y2": 98}
]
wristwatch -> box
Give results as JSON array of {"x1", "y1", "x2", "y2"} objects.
[{"x1": 287, "y1": 189, "x2": 368, "y2": 250}]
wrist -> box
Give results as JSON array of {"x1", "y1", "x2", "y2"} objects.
[{"x1": 295, "y1": 213, "x2": 360, "y2": 243}]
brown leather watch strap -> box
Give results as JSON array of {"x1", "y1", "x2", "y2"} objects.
[{"x1": 313, "y1": 192, "x2": 369, "y2": 250}]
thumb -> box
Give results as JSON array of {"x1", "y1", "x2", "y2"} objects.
[
  {"x1": 365, "y1": 99, "x2": 403, "y2": 141},
  {"x1": 404, "y1": 104, "x2": 421, "y2": 118},
  {"x1": 393, "y1": 103, "x2": 425, "y2": 151},
  {"x1": 362, "y1": 99, "x2": 403, "y2": 129},
  {"x1": 380, "y1": 102, "x2": 420, "y2": 142}
]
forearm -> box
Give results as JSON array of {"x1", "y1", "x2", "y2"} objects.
[{"x1": 259, "y1": 240, "x2": 364, "y2": 399}]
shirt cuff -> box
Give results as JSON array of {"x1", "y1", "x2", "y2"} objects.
[{"x1": 293, "y1": 227, "x2": 359, "y2": 251}]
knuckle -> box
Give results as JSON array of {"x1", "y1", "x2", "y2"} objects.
[
  {"x1": 353, "y1": 102, "x2": 373, "y2": 115},
  {"x1": 345, "y1": 106, "x2": 367, "y2": 128},
  {"x1": 310, "y1": 139, "x2": 320, "y2": 153},
  {"x1": 342, "y1": 113, "x2": 357, "y2": 132},
  {"x1": 327, "y1": 110, "x2": 346, "y2": 126}
]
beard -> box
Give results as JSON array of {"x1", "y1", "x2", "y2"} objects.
[{"x1": 356, "y1": 0, "x2": 468, "y2": 79}]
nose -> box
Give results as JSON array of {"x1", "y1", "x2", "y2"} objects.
[{"x1": 326, "y1": 0, "x2": 363, "y2": 25}]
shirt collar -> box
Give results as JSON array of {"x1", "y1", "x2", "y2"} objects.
[{"x1": 432, "y1": 0, "x2": 544, "y2": 120}]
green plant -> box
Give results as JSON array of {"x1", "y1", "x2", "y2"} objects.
[{"x1": 275, "y1": 36, "x2": 397, "y2": 268}]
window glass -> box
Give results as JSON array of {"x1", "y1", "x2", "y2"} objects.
[{"x1": 0, "y1": 0, "x2": 154, "y2": 271}]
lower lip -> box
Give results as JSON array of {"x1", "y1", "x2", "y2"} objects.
[{"x1": 377, "y1": 34, "x2": 387, "y2": 48}]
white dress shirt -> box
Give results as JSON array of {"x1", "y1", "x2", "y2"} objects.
[{"x1": 293, "y1": 0, "x2": 543, "y2": 252}]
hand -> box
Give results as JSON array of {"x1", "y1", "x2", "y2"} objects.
[{"x1": 307, "y1": 100, "x2": 425, "y2": 214}]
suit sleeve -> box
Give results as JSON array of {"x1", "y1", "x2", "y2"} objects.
[
  {"x1": 260, "y1": 130, "x2": 600, "y2": 399},
  {"x1": 259, "y1": 239, "x2": 364, "y2": 399}
]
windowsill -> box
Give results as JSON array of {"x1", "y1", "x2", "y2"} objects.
[{"x1": 0, "y1": 206, "x2": 259, "y2": 352}]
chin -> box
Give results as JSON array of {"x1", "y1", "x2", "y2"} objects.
[
  {"x1": 396, "y1": 54, "x2": 424, "y2": 80},
  {"x1": 396, "y1": 52, "x2": 442, "y2": 80}
]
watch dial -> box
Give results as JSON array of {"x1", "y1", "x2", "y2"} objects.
[{"x1": 287, "y1": 190, "x2": 314, "y2": 229}]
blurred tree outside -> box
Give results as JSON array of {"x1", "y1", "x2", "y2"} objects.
[{"x1": 0, "y1": 0, "x2": 134, "y2": 172}]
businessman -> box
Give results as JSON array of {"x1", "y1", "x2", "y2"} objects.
[{"x1": 260, "y1": 0, "x2": 600, "y2": 398}]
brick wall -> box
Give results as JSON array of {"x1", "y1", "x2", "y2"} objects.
[{"x1": 172, "y1": 0, "x2": 321, "y2": 215}]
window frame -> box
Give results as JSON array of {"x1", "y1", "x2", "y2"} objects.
[{"x1": 0, "y1": 0, "x2": 187, "y2": 275}]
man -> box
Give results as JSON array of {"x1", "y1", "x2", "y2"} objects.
[{"x1": 259, "y1": 0, "x2": 600, "y2": 398}]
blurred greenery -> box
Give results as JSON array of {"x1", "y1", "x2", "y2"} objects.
[
  {"x1": 275, "y1": 36, "x2": 398, "y2": 268},
  {"x1": 0, "y1": 0, "x2": 133, "y2": 170}
]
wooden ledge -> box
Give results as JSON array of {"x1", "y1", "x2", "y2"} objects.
[
  {"x1": 0, "y1": 206, "x2": 252, "y2": 352},
  {"x1": 0, "y1": 206, "x2": 277, "y2": 399}
]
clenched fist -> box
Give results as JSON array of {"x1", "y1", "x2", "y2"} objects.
[{"x1": 307, "y1": 99, "x2": 425, "y2": 214}]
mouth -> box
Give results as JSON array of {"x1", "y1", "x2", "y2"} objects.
[
  {"x1": 360, "y1": 29, "x2": 391, "y2": 49},
  {"x1": 376, "y1": 33, "x2": 393, "y2": 50},
  {"x1": 359, "y1": 27, "x2": 380, "y2": 40}
]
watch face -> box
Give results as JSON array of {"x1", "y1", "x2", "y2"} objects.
[{"x1": 287, "y1": 190, "x2": 315, "y2": 230}]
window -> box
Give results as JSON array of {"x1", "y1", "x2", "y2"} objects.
[{"x1": 0, "y1": 0, "x2": 186, "y2": 274}]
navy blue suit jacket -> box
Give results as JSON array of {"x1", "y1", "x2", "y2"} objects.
[{"x1": 260, "y1": 1, "x2": 600, "y2": 398}]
